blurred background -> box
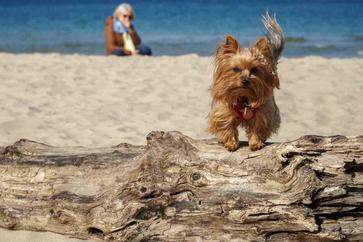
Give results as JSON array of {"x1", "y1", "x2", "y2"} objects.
[{"x1": 0, "y1": 0, "x2": 362, "y2": 57}]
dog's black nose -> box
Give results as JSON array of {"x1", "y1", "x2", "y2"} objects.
[{"x1": 241, "y1": 79, "x2": 250, "y2": 87}]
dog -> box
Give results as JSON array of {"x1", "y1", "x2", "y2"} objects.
[{"x1": 208, "y1": 13, "x2": 284, "y2": 151}]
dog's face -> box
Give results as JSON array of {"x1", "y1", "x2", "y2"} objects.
[{"x1": 212, "y1": 36, "x2": 280, "y2": 108}]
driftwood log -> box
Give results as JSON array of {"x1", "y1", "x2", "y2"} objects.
[{"x1": 0, "y1": 131, "x2": 362, "y2": 241}]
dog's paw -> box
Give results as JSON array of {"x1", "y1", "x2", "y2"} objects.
[
  {"x1": 224, "y1": 140, "x2": 239, "y2": 152},
  {"x1": 249, "y1": 140, "x2": 264, "y2": 151}
]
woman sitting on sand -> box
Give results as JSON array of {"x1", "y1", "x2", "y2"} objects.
[{"x1": 105, "y1": 3, "x2": 152, "y2": 56}]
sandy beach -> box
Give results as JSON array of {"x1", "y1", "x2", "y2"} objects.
[
  {"x1": 0, "y1": 53, "x2": 362, "y2": 148},
  {"x1": 0, "y1": 53, "x2": 363, "y2": 241}
]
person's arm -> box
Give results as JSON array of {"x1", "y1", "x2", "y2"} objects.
[
  {"x1": 104, "y1": 17, "x2": 132, "y2": 55},
  {"x1": 128, "y1": 25, "x2": 141, "y2": 46}
]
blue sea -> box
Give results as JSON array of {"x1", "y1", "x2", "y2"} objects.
[{"x1": 0, "y1": 0, "x2": 363, "y2": 57}]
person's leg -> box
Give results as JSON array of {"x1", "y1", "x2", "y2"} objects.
[
  {"x1": 112, "y1": 48, "x2": 126, "y2": 56},
  {"x1": 137, "y1": 45, "x2": 152, "y2": 56}
]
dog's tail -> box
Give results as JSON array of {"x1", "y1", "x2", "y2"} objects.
[{"x1": 262, "y1": 12, "x2": 284, "y2": 60}]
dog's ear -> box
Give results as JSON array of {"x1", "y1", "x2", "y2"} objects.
[
  {"x1": 216, "y1": 35, "x2": 240, "y2": 57},
  {"x1": 254, "y1": 37, "x2": 280, "y2": 88},
  {"x1": 273, "y1": 75, "x2": 280, "y2": 89},
  {"x1": 254, "y1": 37, "x2": 273, "y2": 60}
]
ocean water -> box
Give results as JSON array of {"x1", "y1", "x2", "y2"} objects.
[{"x1": 0, "y1": 0, "x2": 362, "y2": 57}]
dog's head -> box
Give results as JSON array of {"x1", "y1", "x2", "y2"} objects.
[
  {"x1": 212, "y1": 35, "x2": 280, "y2": 108},
  {"x1": 211, "y1": 13, "x2": 284, "y2": 108}
]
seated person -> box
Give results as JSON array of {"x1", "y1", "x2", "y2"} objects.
[{"x1": 105, "y1": 3, "x2": 152, "y2": 56}]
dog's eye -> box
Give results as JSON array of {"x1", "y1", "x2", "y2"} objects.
[
  {"x1": 250, "y1": 67, "x2": 258, "y2": 75},
  {"x1": 232, "y1": 67, "x2": 241, "y2": 73}
]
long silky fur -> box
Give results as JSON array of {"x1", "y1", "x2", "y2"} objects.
[
  {"x1": 209, "y1": 14, "x2": 283, "y2": 151},
  {"x1": 262, "y1": 13, "x2": 284, "y2": 61}
]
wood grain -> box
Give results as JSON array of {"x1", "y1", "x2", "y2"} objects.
[{"x1": 0, "y1": 131, "x2": 362, "y2": 241}]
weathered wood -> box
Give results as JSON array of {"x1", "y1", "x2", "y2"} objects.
[{"x1": 0, "y1": 131, "x2": 362, "y2": 241}]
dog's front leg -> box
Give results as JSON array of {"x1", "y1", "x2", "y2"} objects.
[
  {"x1": 209, "y1": 104, "x2": 240, "y2": 151},
  {"x1": 246, "y1": 119, "x2": 271, "y2": 151},
  {"x1": 247, "y1": 131, "x2": 265, "y2": 151}
]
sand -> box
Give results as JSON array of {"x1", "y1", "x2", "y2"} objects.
[
  {"x1": 0, "y1": 53, "x2": 362, "y2": 148},
  {"x1": 0, "y1": 53, "x2": 363, "y2": 241},
  {"x1": 0, "y1": 228, "x2": 86, "y2": 242}
]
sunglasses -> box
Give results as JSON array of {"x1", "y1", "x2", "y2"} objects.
[{"x1": 123, "y1": 14, "x2": 132, "y2": 19}]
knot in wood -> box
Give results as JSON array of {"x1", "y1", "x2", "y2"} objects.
[
  {"x1": 189, "y1": 171, "x2": 208, "y2": 187},
  {"x1": 191, "y1": 172, "x2": 201, "y2": 181},
  {"x1": 140, "y1": 186, "x2": 147, "y2": 193}
]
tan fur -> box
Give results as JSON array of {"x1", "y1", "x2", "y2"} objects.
[{"x1": 208, "y1": 14, "x2": 284, "y2": 151}]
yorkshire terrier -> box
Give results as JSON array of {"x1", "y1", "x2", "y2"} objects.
[{"x1": 208, "y1": 13, "x2": 284, "y2": 151}]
